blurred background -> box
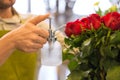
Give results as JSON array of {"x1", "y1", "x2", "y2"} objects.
[{"x1": 13, "y1": 0, "x2": 119, "y2": 29}]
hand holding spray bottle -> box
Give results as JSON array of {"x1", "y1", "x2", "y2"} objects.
[{"x1": 41, "y1": 17, "x2": 63, "y2": 66}]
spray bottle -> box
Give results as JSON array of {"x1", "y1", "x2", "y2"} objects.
[{"x1": 41, "y1": 17, "x2": 63, "y2": 66}]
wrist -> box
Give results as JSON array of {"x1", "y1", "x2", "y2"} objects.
[
  {"x1": 0, "y1": 34, "x2": 16, "y2": 65},
  {"x1": 0, "y1": 34, "x2": 16, "y2": 51}
]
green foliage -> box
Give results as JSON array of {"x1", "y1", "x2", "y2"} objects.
[
  {"x1": 63, "y1": 24, "x2": 120, "y2": 80},
  {"x1": 106, "y1": 64, "x2": 120, "y2": 80}
]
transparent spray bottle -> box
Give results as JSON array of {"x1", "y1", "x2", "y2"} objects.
[{"x1": 41, "y1": 17, "x2": 62, "y2": 66}]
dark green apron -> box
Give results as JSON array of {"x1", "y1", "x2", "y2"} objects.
[{"x1": 0, "y1": 31, "x2": 38, "y2": 80}]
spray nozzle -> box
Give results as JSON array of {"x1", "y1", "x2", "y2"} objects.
[
  {"x1": 47, "y1": 17, "x2": 66, "y2": 42},
  {"x1": 48, "y1": 17, "x2": 53, "y2": 42}
]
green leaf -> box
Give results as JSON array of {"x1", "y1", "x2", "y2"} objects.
[
  {"x1": 110, "y1": 31, "x2": 120, "y2": 44},
  {"x1": 79, "y1": 62, "x2": 90, "y2": 71},
  {"x1": 106, "y1": 65, "x2": 120, "y2": 80},
  {"x1": 62, "y1": 52, "x2": 75, "y2": 61},
  {"x1": 68, "y1": 60, "x2": 78, "y2": 71},
  {"x1": 103, "y1": 58, "x2": 120, "y2": 72},
  {"x1": 67, "y1": 70, "x2": 82, "y2": 80},
  {"x1": 67, "y1": 69, "x2": 91, "y2": 80},
  {"x1": 117, "y1": 44, "x2": 120, "y2": 49},
  {"x1": 81, "y1": 38, "x2": 93, "y2": 58},
  {"x1": 96, "y1": 7, "x2": 103, "y2": 16},
  {"x1": 64, "y1": 38, "x2": 72, "y2": 45},
  {"x1": 100, "y1": 45, "x2": 119, "y2": 58}
]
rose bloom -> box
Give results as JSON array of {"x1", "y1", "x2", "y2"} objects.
[
  {"x1": 79, "y1": 17, "x2": 91, "y2": 30},
  {"x1": 89, "y1": 14, "x2": 101, "y2": 30},
  {"x1": 65, "y1": 14, "x2": 102, "y2": 37},
  {"x1": 65, "y1": 19, "x2": 82, "y2": 37},
  {"x1": 79, "y1": 14, "x2": 101, "y2": 30},
  {"x1": 102, "y1": 12, "x2": 120, "y2": 30}
]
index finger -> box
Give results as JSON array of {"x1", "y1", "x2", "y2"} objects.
[{"x1": 28, "y1": 13, "x2": 50, "y2": 25}]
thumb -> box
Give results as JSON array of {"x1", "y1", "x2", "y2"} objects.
[{"x1": 28, "y1": 13, "x2": 50, "y2": 25}]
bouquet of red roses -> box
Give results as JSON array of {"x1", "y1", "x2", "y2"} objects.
[{"x1": 63, "y1": 12, "x2": 120, "y2": 80}]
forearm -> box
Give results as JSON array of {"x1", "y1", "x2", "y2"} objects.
[{"x1": 0, "y1": 36, "x2": 15, "y2": 65}]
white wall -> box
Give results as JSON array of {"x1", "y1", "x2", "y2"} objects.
[
  {"x1": 13, "y1": 0, "x2": 47, "y2": 14},
  {"x1": 73, "y1": 0, "x2": 112, "y2": 15}
]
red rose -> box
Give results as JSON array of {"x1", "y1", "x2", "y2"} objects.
[
  {"x1": 79, "y1": 14, "x2": 101, "y2": 30},
  {"x1": 79, "y1": 17, "x2": 91, "y2": 30},
  {"x1": 89, "y1": 14, "x2": 101, "y2": 30},
  {"x1": 102, "y1": 12, "x2": 120, "y2": 30},
  {"x1": 65, "y1": 19, "x2": 82, "y2": 37}
]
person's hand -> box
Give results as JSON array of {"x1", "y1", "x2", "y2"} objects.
[{"x1": 2, "y1": 13, "x2": 50, "y2": 52}]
